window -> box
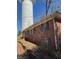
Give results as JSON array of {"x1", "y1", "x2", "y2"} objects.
[
  {"x1": 40, "y1": 22, "x2": 49, "y2": 32},
  {"x1": 46, "y1": 22, "x2": 49, "y2": 29},
  {"x1": 32, "y1": 28, "x2": 36, "y2": 33},
  {"x1": 30, "y1": 29, "x2": 34, "y2": 34},
  {"x1": 25, "y1": 30, "x2": 29, "y2": 35}
]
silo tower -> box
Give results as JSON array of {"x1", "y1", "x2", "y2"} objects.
[{"x1": 22, "y1": 0, "x2": 34, "y2": 31}]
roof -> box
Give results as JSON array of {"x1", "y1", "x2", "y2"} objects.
[{"x1": 23, "y1": 11, "x2": 61, "y2": 32}]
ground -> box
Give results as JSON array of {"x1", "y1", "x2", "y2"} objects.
[{"x1": 17, "y1": 36, "x2": 38, "y2": 55}]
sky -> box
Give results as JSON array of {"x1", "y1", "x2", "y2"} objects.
[{"x1": 17, "y1": 0, "x2": 61, "y2": 32}]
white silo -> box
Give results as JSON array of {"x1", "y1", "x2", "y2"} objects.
[{"x1": 22, "y1": 0, "x2": 33, "y2": 31}]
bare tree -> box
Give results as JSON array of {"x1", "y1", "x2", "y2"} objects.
[{"x1": 46, "y1": 0, "x2": 52, "y2": 16}]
